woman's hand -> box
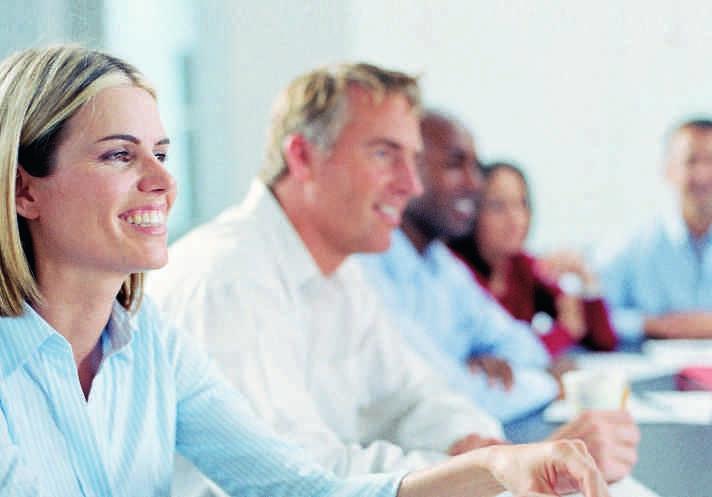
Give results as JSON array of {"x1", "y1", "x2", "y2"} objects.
[
  {"x1": 485, "y1": 440, "x2": 610, "y2": 497},
  {"x1": 549, "y1": 410, "x2": 639, "y2": 482},
  {"x1": 537, "y1": 250, "x2": 599, "y2": 293},
  {"x1": 467, "y1": 355, "x2": 514, "y2": 390},
  {"x1": 398, "y1": 439, "x2": 611, "y2": 497}
]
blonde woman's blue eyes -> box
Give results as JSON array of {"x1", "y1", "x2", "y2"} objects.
[
  {"x1": 100, "y1": 150, "x2": 131, "y2": 162},
  {"x1": 99, "y1": 150, "x2": 168, "y2": 164}
]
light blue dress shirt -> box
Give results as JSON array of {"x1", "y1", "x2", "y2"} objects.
[
  {"x1": 358, "y1": 231, "x2": 557, "y2": 423},
  {"x1": 0, "y1": 298, "x2": 402, "y2": 497},
  {"x1": 598, "y1": 211, "x2": 712, "y2": 342}
]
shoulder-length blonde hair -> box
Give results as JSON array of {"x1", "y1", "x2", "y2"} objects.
[{"x1": 0, "y1": 45, "x2": 156, "y2": 316}]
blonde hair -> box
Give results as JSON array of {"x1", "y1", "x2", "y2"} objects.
[
  {"x1": 260, "y1": 62, "x2": 421, "y2": 185},
  {"x1": 0, "y1": 45, "x2": 155, "y2": 316}
]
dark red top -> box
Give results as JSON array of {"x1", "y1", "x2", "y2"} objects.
[{"x1": 449, "y1": 242, "x2": 617, "y2": 357}]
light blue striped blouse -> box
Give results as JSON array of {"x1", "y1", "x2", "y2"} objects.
[{"x1": 0, "y1": 297, "x2": 402, "y2": 497}]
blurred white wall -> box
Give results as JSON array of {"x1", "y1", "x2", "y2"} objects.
[
  {"x1": 346, "y1": 0, "x2": 712, "y2": 253},
  {"x1": 104, "y1": 0, "x2": 196, "y2": 237},
  {"x1": 189, "y1": 0, "x2": 712, "y2": 254},
  {"x1": 0, "y1": 0, "x2": 102, "y2": 58},
  {"x1": 189, "y1": 0, "x2": 349, "y2": 224}
]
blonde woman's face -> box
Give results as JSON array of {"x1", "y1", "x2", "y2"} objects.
[{"x1": 18, "y1": 86, "x2": 176, "y2": 279}]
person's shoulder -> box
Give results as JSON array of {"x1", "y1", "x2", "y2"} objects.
[
  {"x1": 152, "y1": 204, "x2": 274, "y2": 292},
  {"x1": 130, "y1": 296, "x2": 203, "y2": 369},
  {"x1": 115, "y1": 297, "x2": 169, "y2": 355},
  {"x1": 131, "y1": 296, "x2": 163, "y2": 332},
  {"x1": 339, "y1": 257, "x2": 371, "y2": 289},
  {"x1": 175, "y1": 203, "x2": 264, "y2": 261},
  {"x1": 356, "y1": 230, "x2": 417, "y2": 280},
  {"x1": 593, "y1": 217, "x2": 669, "y2": 278},
  {"x1": 431, "y1": 240, "x2": 475, "y2": 277}
]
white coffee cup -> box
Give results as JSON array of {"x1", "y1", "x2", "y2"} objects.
[{"x1": 561, "y1": 370, "x2": 629, "y2": 413}]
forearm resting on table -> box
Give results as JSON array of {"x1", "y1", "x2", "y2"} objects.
[
  {"x1": 397, "y1": 441, "x2": 610, "y2": 497},
  {"x1": 644, "y1": 311, "x2": 712, "y2": 338},
  {"x1": 398, "y1": 448, "x2": 504, "y2": 497}
]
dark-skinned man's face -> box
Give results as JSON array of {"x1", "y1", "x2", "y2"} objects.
[{"x1": 405, "y1": 117, "x2": 483, "y2": 240}]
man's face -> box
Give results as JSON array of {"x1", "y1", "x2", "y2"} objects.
[
  {"x1": 304, "y1": 87, "x2": 423, "y2": 262},
  {"x1": 667, "y1": 127, "x2": 712, "y2": 219},
  {"x1": 405, "y1": 118, "x2": 482, "y2": 240}
]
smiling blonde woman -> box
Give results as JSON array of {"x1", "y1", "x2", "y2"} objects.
[{"x1": 0, "y1": 45, "x2": 609, "y2": 497}]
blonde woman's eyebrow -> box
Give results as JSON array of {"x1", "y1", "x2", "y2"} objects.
[{"x1": 95, "y1": 134, "x2": 170, "y2": 146}]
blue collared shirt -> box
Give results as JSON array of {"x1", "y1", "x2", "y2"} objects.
[
  {"x1": 598, "y1": 211, "x2": 712, "y2": 342},
  {"x1": 0, "y1": 298, "x2": 401, "y2": 497},
  {"x1": 358, "y1": 231, "x2": 556, "y2": 423}
]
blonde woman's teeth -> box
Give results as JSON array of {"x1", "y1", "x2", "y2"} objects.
[{"x1": 125, "y1": 211, "x2": 164, "y2": 226}]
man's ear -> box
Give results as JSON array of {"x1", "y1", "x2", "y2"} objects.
[
  {"x1": 664, "y1": 158, "x2": 680, "y2": 187},
  {"x1": 282, "y1": 134, "x2": 317, "y2": 182},
  {"x1": 664, "y1": 133, "x2": 685, "y2": 186},
  {"x1": 15, "y1": 166, "x2": 40, "y2": 220}
]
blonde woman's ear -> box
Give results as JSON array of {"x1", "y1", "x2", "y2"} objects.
[{"x1": 15, "y1": 166, "x2": 40, "y2": 220}]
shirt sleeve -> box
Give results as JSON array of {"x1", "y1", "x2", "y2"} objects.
[
  {"x1": 362, "y1": 248, "x2": 551, "y2": 370},
  {"x1": 357, "y1": 250, "x2": 554, "y2": 419},
  {"x1": 539, "y1": 323, "x2": 577, "y2": 356},
  {"x1": 597, "y1": 247, "x2": 646, "y2": 342},
  {"x1": 455, "y1": 272, "x2": 551, "y2": 369},
  {"x1": 385, "y1": 310, "x2": 558, "y2": 424},
  {"x1": 354, "y1": 301, "x2": 506, "y2": 449},
  {"x1": 581, "y1": 299, "x2": 618, "y2": 351},
  {"x1": 161, "y1": 315, "x2": 404, "y2": 497},
  {"x1": 531, "y1": 271, "x2": 617, "y2": 353}
]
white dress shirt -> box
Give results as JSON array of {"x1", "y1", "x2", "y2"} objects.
[{"x1": 149, "y1": 180, "x2": 502, "y2": 494}]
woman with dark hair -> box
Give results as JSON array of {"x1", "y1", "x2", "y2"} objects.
[{"x1": 450, "y1": 161, "x2": 617, "y2": 357}]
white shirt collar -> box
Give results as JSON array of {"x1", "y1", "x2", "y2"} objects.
[{"x1": 238, "y1": 179, "x2": 321, "y2": 291}]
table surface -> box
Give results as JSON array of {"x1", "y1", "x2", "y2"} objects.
[{"x1": 504, "y1": 374, "x2": 712, "y2": 497}]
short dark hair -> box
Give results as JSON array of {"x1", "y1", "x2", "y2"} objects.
[
  {"x1": 666, "y1": 117, "x2": 712, "y2": 148},
  {"x1": 677, "y1": 118, "x2": 712, "y2": 132},
  {"x1": 662, "y1": 117, "x2": 712, "y2": 162}
]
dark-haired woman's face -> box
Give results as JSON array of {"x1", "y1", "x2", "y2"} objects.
[
  {"x1": 16, "y1": 86, "x2": 176, "y2": 281},
  {"x1": 476, "y1": 168, "x2": 530, "y2": 257}
]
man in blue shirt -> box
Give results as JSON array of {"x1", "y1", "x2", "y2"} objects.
[
  {"x1": 598, "y1": 118, "x2": 712, "y2": 342},
  {"x1": 360, "y1": 110, "x2": 555, "y2": 422},
  {"x1": 359, "y1": 110, "x2": 638, "y2": 471}
]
